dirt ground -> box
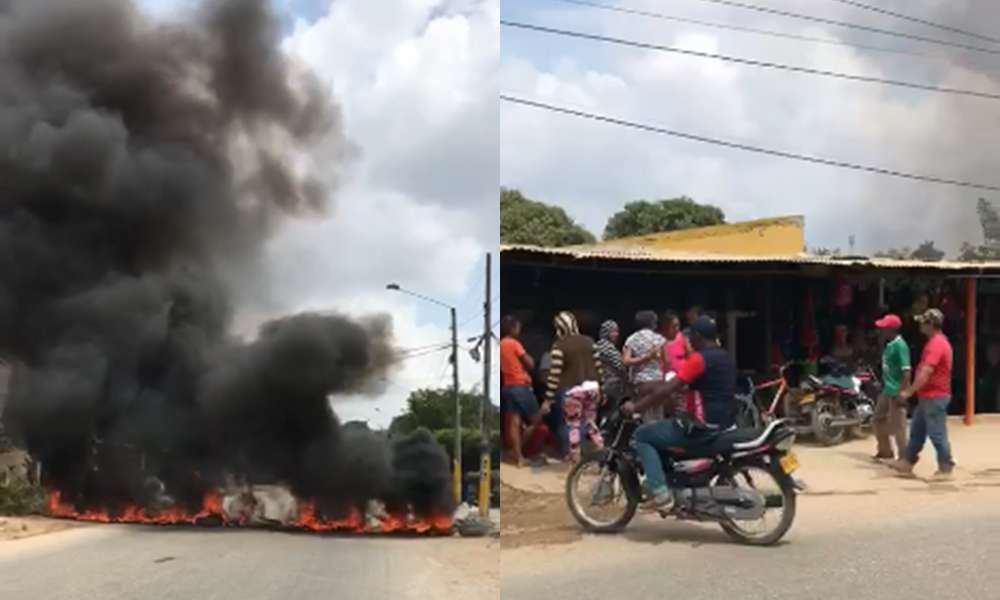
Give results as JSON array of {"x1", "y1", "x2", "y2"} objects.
[
  {"x1": 0, "y1": 516, "x2": 77, "y2": 542},
  {"x1": 499, "y1": 484, "x2": 581, "y2": 549}
]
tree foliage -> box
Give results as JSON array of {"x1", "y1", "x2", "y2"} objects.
[
  {"x1": 390, "y1": 388, "x2": 499, "y2": 437},
  {"x1": 500, "y1": 188, "x2": 595, "y2": 247},
  {"x1": 602, "y1": 197, "x2": 725, "y2": 240},
  {"x1": 873, "y1": 247, "x2": 913, "y2": 260},
  {"x1": 873, "y1": 242, "x2": 944, "y2": 262},
  {"x1": 959, "y1": 198, "x2": 1000, "y2": 261},
  {"x1": 390, "y1": 388, "x2": 502, "y2": 466},
  {"x1": 978, "y1": 198, "x2": 1000, "y2": 244},
  {"x1": 910, "y1": 240, "x2": 945, "y2": 262}
]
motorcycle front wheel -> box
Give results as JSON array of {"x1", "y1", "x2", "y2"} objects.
[
  {"x1": 717, "y1": 461, "x2": 797, "y2": 546},
  {"x1": 565, "y1": 453, "x2": 638, "y2": 533}
]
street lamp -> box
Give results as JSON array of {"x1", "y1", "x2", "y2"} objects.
[{"x1": 386, "y1": 283, "x2": 462, "y2": 506}]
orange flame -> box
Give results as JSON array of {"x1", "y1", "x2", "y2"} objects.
[{"x1": 47, "y1": 490, "x2": 452, "y2": 535}]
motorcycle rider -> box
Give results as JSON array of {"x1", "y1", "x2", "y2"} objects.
[{"x1": 622, "y1": 316, "x2": 736, "y2": 511}]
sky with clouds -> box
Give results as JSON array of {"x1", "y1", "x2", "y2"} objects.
[
  {"x1": 501, "y1": 0, "x2": 1000, "y2": 255},
  {"x1": 139, "y1": 0, "x2": 500, "y2": 427}
]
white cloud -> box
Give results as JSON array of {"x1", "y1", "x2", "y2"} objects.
[
  {"x1": 235, "y1": 0, "x2": 501, "y2": 426},
  {"x1": 501, "y1": 0, "x2": 999, "y2": 254}
]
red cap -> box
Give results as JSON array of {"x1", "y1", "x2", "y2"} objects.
[{"x1": 874, "y1": 314, "x2": 902, "y2": 329}]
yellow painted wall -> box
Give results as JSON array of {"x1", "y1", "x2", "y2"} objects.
[{"x1": 596, "y1": 216, "x2": 805, "y2": 257}]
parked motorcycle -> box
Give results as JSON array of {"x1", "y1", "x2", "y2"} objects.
[
  {"x1": 808, "y1": 359, "x2": 878, "y2": 446},
  {"x1": 738, "y1": 361, "x2": 877, "y2": 446},
  {"x1": 565, "y1": 412, "x2": 799, "y2": 546}
]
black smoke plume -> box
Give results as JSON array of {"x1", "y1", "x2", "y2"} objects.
[{"x1": 0, "y1": 0, "x2": 454, "y2": 519}]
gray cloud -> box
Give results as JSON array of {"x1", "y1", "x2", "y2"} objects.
[{"x1": 501, "y1": 0, "x2": 1000, "y2": 255}]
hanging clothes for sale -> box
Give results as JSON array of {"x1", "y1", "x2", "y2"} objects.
[
  {"x1": 833, "y1": 276, "x2": 853, "y2": 308},
  {"x1": 801, "y1": 287, "x2": 819, "y2": 361}
]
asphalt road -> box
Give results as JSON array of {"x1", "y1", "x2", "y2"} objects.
[
  {"x1": 0, "y1": 524, "x2": 497, "y2": 600},
  {"x1": 503, "y1": 497, "x2": 1000, "y2": 600}
]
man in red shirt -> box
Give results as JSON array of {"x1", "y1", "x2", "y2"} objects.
[
  {"x1": 500, "y1": 316, "x2": 546, "y2": 467},
  {"x1": 895, "y1": 309, "x2": 955, "y2": 481}
]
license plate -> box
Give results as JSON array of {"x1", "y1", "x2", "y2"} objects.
[{"x1": 780, "y1": 453, "x2": 799, "y2": 474}]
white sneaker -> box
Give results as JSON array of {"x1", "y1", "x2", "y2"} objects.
[{"x1": 640, "y1": 491, "x2": 674, "y2": 512}]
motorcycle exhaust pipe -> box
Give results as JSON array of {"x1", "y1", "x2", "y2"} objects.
[{"x1": 829, "y1": 418, "x2": 862, "y2": 428}]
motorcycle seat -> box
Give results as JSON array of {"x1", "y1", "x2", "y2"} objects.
[{"x1": 667, "y1": 427, "x2": 766, "y2": 458}]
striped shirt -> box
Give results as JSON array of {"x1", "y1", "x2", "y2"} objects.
[{"x1": 545, "y1": 334, "x2": 604, "y2": 401}]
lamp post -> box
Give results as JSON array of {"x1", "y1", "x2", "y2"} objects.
[{"x1": 387, "y1": 283, "x2": 462, "y2": 505}]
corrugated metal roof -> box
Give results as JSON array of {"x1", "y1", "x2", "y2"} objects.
[{"x1": 499, "y1": 244, "x2": 1000, "y2": 272}]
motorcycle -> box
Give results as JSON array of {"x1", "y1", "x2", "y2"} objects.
[
  {"x1": 565, "y1": 411, "x2": 799, "y2": 546},
  {"x1": 739, "y1": 361, "x2": 877, "y2": 446},
  {"x1": 808, "y1": 359, "x2": 878, "y2": 446}
]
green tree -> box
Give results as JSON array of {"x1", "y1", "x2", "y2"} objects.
[
  {"x1": 957, "y1": 199, "x2": 1000, "y2": 261},
  {"x1": 958, "y1": 242, "x2": 1000, "y2": 262},
  {"x1": 910, "y1": 240, "x2": 945, "y2": 262},
  {"x1": 978, "y1": 198, "x2": 1000, "y2": 244},
  {"x1": 602, "y1": 197, "x2": 725, "y2": 241},
  {"x1": 390, "y1": 388, "x2": 499, "y2": 436},
  {"x1": 874, "y1": 247, "x2": 913, "y2": 260},
  {"x1": 390, "y1": 387, "x2": 502, "y2": 467},
  {"x1": 500, "y1": 189, "x2": 595, "y2": 247}
]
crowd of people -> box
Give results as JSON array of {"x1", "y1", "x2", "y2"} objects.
[
  {"x1": 501, "y1": 303, "x2": 959, "y2": 490},
  {"x1": 499, "y1": 307, "x2": 710, "y2": 468}
]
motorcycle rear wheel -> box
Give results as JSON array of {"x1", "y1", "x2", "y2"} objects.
[
  {"x1": 718, "y1": 462, "x2": 797, "y2": 546},
  {"x1": 565, "y1": 454, "x2": 638, "y2": 533},
  {"x1": 810, "y1": 398, "x2": 847, "y2": 446}
]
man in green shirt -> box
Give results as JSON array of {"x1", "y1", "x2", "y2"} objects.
[{"x1": 873, "y1": 314, "x2": 911, "y2": 461}]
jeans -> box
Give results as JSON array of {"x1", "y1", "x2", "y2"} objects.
[
  {"x1": 500, "y1": 385, "x2": 540, "y2": 421},
  {"x1": 633, "y1": 419, "x2": 689, "y2": 496},
  {"x1": 543, "y1": 388, "x2": 570, "y2": 457},
  {"x1": 905, "y1": 397, "x2": 954, "y2": 469}
]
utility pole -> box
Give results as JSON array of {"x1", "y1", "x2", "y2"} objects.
[
  {"x1": 450, "y1": 306, "x2": 462, "y2": 505},
  {"x1": 385, "y1": 282, "x2": 463, "y2": 506},
  {"x1": 478, "y1": 253, "x2": 493, "y2": 518}
]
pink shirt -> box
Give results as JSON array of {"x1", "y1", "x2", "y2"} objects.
[{"x1": 662, "y1": 334, "x2": 689, "y2": 374}]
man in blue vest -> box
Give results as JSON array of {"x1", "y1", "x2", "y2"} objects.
[{"x1": 622, "y1": 316, "x2": 736, "y2": 511}]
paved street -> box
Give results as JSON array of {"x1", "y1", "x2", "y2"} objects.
[
  {"x1": 503, "y1": 492, "x2": 1000, "y2": 600},
  {"x1": 502, "y1": 419, "x2": 1000, "y2": 600},
  {"x1": 0, "y1": 525, "x2": 498, "y2": 600}
]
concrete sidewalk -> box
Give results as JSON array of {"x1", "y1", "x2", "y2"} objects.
[{"x1": 501, "y1": 415, "x2": 1000, "y2": 497}]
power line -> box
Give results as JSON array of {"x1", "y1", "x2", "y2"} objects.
[
  {"x1": 500, "y1": 95, "x2": 1000, "y2": 192},
  {"x1": 684, "y1": 0, "x2": 1000, "y2": 56},
  {"x1": 394, "y1": 345, "x2": 452, "y2": 363},
  {"x1": 548, "y1": 0, "x2": 989, "y2": 66},
  {"x1": 398, "y1": 341, "x2": 453, "y2": 355},
  {"x1": 826, "y1": 0, "x2": 1000, "y2": 45},
  {"x1": 501, "y1": 20, "x2": 1000, "y2": 101}
]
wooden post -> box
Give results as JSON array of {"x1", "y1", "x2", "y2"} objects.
[{"x1": 965, "y1": 278, "x2": 977, "y2": 426}]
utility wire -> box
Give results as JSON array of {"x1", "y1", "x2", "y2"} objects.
[
  {"x1": 398, "y1": 341, "x2": 453, "y2": 355},
  {"x1": 502, "y1": 20, "x2": 1000, "y2": 101},
  {"x1": 500, "y1": 95, "x2": 1000, "y2": 192},
  {"x1": 826, "y1": 0, "x2": 1000, "y2": 45},
  {"x1": 548, "y1": 0, "x2": 990, "y2": 66},
  {"x1": 683, "y1": 0, "x2": 1000, "y2": 56},
  {"x1": 395, "y1": 345, "x2": 452, "y2": 362}
]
